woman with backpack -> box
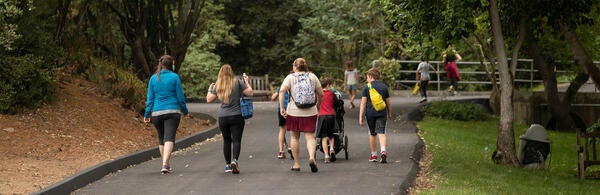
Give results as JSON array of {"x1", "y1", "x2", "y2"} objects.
[
  {"x1": 279, "y1": 58, "x2": 323, "y2": 172},
  {"x1": 206, "y1": 64, "x2": 253, "y2": 174}
]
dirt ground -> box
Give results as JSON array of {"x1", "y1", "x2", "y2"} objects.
[{"x1": 0, "y1": 77, "x2": 211, "y2": 194}]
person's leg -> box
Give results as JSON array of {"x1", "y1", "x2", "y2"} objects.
[
  {"x1": 321, "y1": 136, "x2": 330, "y2": 162},
  {"x1": 349, "y1": 88, "x2": 356, "y2": 108},
  {"x1": 290, "y1": 131, "x2": 301, "y2": 169},
  {"x1": 420, "y1": 80, "x2": 429, "y2": 98},
  {"x1": 305, "y1": 132, "x2": 318, "y2": 172},
  {"x1": 161, "y1": 114, "x2": 181, "y2": 167},
  {"x1": 152, "y1": 116, "x2": 166, "y2": 163},
  {"x1": 219, "y1": 116, "x2": 232, "y2": 165},
  {"x1": 230, "y1": 115, "x2": 245, "y2": 161},
  {"x1": 375, "y1": 117, "x2": 388, "y2": 163},
  {"x1": 278, "y1": 126, "x2": 286, "y2": 156},
  {"x1": 367, "y1": 118, "x2": 378, "y2": 161},
  {"x1": 229, "y1": 115, "x2": 244, "y2": 174}
]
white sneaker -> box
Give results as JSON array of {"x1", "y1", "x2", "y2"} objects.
[{"x1": 419, "y1": 97, "x2": 427, "y2": 103}]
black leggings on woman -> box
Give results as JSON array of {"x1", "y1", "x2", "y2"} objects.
[
  {"x1": 419, "y1": 80, "x2": 429, "y2": 98},
  {"x1": 219, "y1": 115, "x2": 245, "y2": 164}
]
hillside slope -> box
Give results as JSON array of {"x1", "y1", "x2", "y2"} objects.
[{"x1": 0, "y1": 76, "x2": 210, "y2": 194}]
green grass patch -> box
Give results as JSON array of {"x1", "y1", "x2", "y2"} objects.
[{"x1": 417, "y1": 117, "x2": 600, "y2": 194}]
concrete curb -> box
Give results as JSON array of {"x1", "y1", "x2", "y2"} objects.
[{"x1": 32, "y1": 112, "x2": 219, "y2": 195}]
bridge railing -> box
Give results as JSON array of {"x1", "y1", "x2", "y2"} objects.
[{"x1": 393, "y1": 59, "x2": 599, "y2": 92}]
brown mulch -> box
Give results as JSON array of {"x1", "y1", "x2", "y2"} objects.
[{"x1": 0, "y1": 77, "x2": 210, "y2": 194}]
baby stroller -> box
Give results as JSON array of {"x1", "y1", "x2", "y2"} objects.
[{"x1": 316, "y1": 90, "x2": 349, "y2": 160}]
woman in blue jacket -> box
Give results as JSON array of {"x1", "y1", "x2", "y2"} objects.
[{"x1": 144, "y1": 55, "x2": 189, "y2": 174}]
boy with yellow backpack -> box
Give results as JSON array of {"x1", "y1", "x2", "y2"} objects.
[{"x1": 359, "y1": 68, "x2": 392, "y2": 163}]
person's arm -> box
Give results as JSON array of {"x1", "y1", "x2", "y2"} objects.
[
  {"x1": 242, "y1": 74, "x2": 253, "y2": 96},
  {"x1": 430, "y1": 64, "x2": 437, "y2": 72},
  {"x1": 175, "y1": 76, "x2": 189, "y2": 116},
  {"x1": 271, "y1": 91, "x2": 279, "y2": 101},
  {"x1": 144, "y1": 80, "x2": 155, "y2": 123},
  {"x1": 385, "y1": 97, "x2": 392, "y2": 119},
  {"x1": 343, "y1": 71, "x2": 348, "y2": 90},
  {"x1": 359, "y1": 96, "x2": 367, "y2": 126},
  {"x1": 279, "y1": 85, "x2": 289, "y2": 118},
  {"x1": 455, "y1": 51, "x2": 462, "y2": 62},
  {"x1": 206, "y1": 83, "x2": 218, "y2": 103},
  {"x1": 315, "y1": 82, "x2": 324, "y2": 110}
]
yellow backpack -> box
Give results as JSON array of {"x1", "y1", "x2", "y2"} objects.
[{"x1": 368, "y1": 83, "x2": 386, "y2": 111}]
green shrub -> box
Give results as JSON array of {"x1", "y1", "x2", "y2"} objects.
[
  {"x1": 421, "y1": 100, "x2": 491, "y2": 121},
  {"x1": 587, "y1": 119, "x2": 600, "y2": 133},
  {"x1": 0, "y1": 55, "x2": 54, "y2": 114},
  {"x1": 371, "y1": 57, "x2": 402, "y2": 89},
  {"x1": 85, "y1": 59, "x2": 146, "y2": 113},
  {"x1": 180, "y1": 49, "x2": 221, "y2": 99}
]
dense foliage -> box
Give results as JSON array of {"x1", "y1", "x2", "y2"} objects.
[{"x1": 421, "y1": 100, "x2": 491, "y2": 121}]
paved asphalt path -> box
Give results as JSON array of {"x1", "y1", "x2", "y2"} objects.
[{"x1": 74, "y1": 95, "x2": 472, "y2": 195}]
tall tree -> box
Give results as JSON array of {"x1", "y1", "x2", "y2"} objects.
[
  {"x1": 217, "y1": 0, "x2": 303, "y2": 76},
  {"x1": 489, "y1": 0, "x2": 518, "y2": 166},
  {"x1": 105, "y1": 0, "x2": 205, "y2": 78}
]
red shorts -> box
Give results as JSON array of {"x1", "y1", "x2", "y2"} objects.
[{"x1": 286, "y1": 115, "x2": 317, "y2": 133}]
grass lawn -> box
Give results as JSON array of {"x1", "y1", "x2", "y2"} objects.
[{"x1": 417, "y1": 117, "x2": 600, "y2": 194}]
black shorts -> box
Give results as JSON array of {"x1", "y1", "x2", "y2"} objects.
[
  {"x1": 278, "y1": 108, "x2": 286, "y2": 126},
  {"x1": 367, "y1": 116, "x2": 387, "y2": 136},
  {"x1": 316, "y1": 115, "x2": 335, "y2": 138}
]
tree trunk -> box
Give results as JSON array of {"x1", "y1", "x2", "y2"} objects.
[
  {"x1": 560, "y1": 22, "x2": 600, "y2": 90},
  {"x1": 489, "y1": 0, "x2": 519, "y2": 166},
  {"x1": 526, "y1": 41, "x2": 583, "y2": 131}
]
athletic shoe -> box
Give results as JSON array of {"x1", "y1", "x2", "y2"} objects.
[
  {"x1": 277, "y1": 151, "x2": 285, "y2": 159},
  {"x1": 224, "y1": 165, "x2": 232, "y2": 173},
  {"x1": 369, "y1": 155, "x2": 378, "y2": 162},
  {"x1": 161, "y1": 165, "x2": 170, "y2": 174},
  {"x1": 419, "y1": 97, "x2": 427, "y2": 103},
  {"x1": 231, "y1": 159, "x2": 239, "y2": 174},
  {"x1": 309, "y1": 160, "x2": 318, "y2": 172},
  {"x1": 380, "y1": 151, "x2": 387, "y2": 164},
  {"x1": 324, "y1": 157, "x2": 331, "y2": 163},
  {"x1": 330, "y1": 152, "x2": 336, "y2": 162}
]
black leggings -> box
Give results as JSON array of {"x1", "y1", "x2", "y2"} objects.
[
  {"x1": 449, "y1": 77, "x2": 459, "y2": 90},
  {"x1": 219, "y1": 115, "x2": 245, "y2": 164},
  {"x1": 419, "y1": 80, "x2": 429, "y2": 98},
  {"x1": 151, "y1": 113, "x2": 181, "y2": 145}
]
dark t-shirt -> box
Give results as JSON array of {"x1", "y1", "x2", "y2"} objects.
[
  {"x1": 210, "y1": 79, "x2": 248, "y2": 117},
  {"x1": 361, "y1": 80, "x2": 389, "y2": 118}
]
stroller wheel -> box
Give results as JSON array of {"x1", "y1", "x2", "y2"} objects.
[{"x1": 344, "y1": 136, "x2": 349, "y2": 160}]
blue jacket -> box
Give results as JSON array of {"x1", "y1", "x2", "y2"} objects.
[{"x1": 144, "y1": 70, "x2": 189, "y2": 118}]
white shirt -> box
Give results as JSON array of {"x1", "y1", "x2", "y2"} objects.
[
  {"x1": 417, "y1": 62, "x2": 433, "y2": 81},
  {"x1": 345, "y1": 69, "x2": 358, "y2": 85}
]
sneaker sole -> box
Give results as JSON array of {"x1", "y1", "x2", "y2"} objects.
[
  {"x1": 161, "y1": 169, "x2": 169, "y2": 174},
  {"x1": 231, "y1": 163, "x2": 239, "y2": 174},
  {"x1": 380, "y1": 154, "x2": 387, "y2": 163}
]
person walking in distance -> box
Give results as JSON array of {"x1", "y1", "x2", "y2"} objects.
[
  {"x1": 416, "y1": 57, "x2": 436, "y2": 103},
  {"x1": 271, "y1": 87, "x2": 293, "y2": 159},
  {"x1": 442, "y1": 44, "x2": 462, "y2": 95},
  {"x1": 206, "y1": 64, "x2": 253, "y2": 174},
  {"x1": 279, "y1": 58, "x2": 323, "y2": 172},
  {"x1": 316, "y1": 78, "x2": 336, "y2": 163},
  {"x1": 144, "y1": 55, "x2": 190, "y2": 174},
  {"x1": 359, "y1": 68, "x2": 391, "y2": 163},
  {"x1": 344, "y1": 60, "x2": 359, "y2": 109}
]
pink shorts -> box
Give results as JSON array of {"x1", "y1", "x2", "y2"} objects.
[{"x1": 286, "y1": 115, "x2": 317, "y2": 133}]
